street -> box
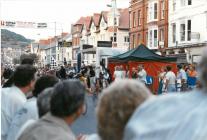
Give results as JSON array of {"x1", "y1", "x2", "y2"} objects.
[{"x1": 71, "y1": 94, "x2": 98, "y2": 136}]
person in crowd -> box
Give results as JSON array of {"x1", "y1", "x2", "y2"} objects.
[
  {"x1": 18, "y1": 80, "x2": 86, "y2": 140},
  {"x1": 1, "y1": 65, "x2": 37, "y2": 140},
  {"x1": 94, "y1": 79, "x2": 151, "y2": 140},
  {"x1": 188, "y1": 65, "x2": 197, "y2": 77},
  {"x1": 2, "y1": 57, "x2": 34, "y2": 88},
  {"x1": 124, "y1": 48, "x2": 207, "y2": 140},
  {"x1": 7, "y1": 75, "x2": 59, "y2": 140},
  {"x1": 120, "y1": 65, "x2": 126, "y2": 78},
  {"x1": 131, "y1": 67, "x2": 137, "y2": 79},
  {"x1": 16, "y1": 87, "x2": 54, "y2": 140},
  {"x1": 137, "y1": 65, "x2": 147, "y2": 84},
  {"x1": 125, "y1": 65, "x2": 130, "y2": 78},
  {"x1": 89, "y1": 66, "x2": 96, "y2": 93},
  {"x1": 164, "y1": 65, "x2": 176, "y2": 92},
  {"x1": 59, "y1": 66, "x2": 67, "y2": 79},
  {"x1": 2, "y1": 67, "x2": 14, "y2": 86},
  {"x1": 158, "y1": 66, "x2": 167, "y2": 95},
  {"x1": 113, "y1": 66, "x2": 124, "y2": 80},
  {"x1": 177, "y1": 64, "x2": 188, "y2": 92}
]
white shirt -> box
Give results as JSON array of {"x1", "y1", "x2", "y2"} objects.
[
  {"x1": 124, "y1": 89, "x2": 207, "y2": 140},
  {"x1": 137, "y1": 69, "x2": 147, "y2": 83},
  {"x1": 7, "y1": 97, "x2": 38, "y2": 140},
  {"x1": 1, "y1": 86, "x2": 27, "y2": 140},
  {"x1": 114, "y1": 71, "x2": 124, "y2": 80},
  {"x1": 165, "y1": 71, "x2": 176, "y2": 85},
  {"x1": 177, "y1": 69, "x2": 187, "y2": 82}
]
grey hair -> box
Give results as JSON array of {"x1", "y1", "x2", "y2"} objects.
[
  {"x1": 37, "y1": 87, "x2": 54, "y2": 118},
  {"x1": 96, "y1": 79, "x2": 151, "y2": 140},
  {"x1": 199, "y1": 47, "x2": 207, "y2": 90}
]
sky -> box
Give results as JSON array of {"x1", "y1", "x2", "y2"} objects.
[{"x1": 1, "y1": 0, "x2": 129, "y2": 41}]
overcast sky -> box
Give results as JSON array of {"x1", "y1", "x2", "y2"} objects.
[{"x1": 1, "y1": 0, "x2": 129, "y2": 40}]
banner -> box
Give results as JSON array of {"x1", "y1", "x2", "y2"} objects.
[{"x1": 0, "y1": 20, "x2": 47, "y2": 28}]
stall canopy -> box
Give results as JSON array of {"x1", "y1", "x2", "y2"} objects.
[
  {"x1": 108, "y1": 44, "x2": 177, "y2": 94},
  {"x1": 110, "y1": 44, "x2": 177, "y2": 62}
]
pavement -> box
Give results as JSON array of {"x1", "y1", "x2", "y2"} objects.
[{"x1": 71, "y1": 94, "x2": 98, "y2": 136}]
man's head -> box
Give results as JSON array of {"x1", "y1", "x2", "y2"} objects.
[
  {"x1": 21, "y1": 57, "x2": 34, "y2": 65},
  {"x1": 37, "y1": 87, "x2": 54, "y2": 118},
  {"x1": 166, "y1": 65, "x2": 172, "y2": 72},
  {"x1": 137, "y1": 65, "x2": 143, "y2": 71},
  {"x1": 50, "y1": 80, "x2": 85, "y2": 121},
  {"x1": 32, "y1": 75, "x2": 59, "y2": 97},
  {"x1": 96, "y1": 79, "x2": 151, "y2": 140},
  {"x1": 199, "y1": 48, "x2": 207, "y2": 89},
  {"x1": 177, "y1": 64, "x2": 183, "y2": 70},
  {"x1": 13, "y1": 64, "x2": 37, "y2": 92}
]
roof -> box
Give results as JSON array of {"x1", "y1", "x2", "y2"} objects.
[
  {"x1": 102, "y1": 11, "x2": 108, "y2": 23},
  {"x1": 75, "y1": 17, "x2": 85, "y2": 25},
  {"x1": 84, "y1": 16, "x2": 92, "y2": 31},
  {"x1": 93, "y1": 13, "x2": 101, "y2": 27},
  {"x1": 110, "y1": 44, "x2": 177, "y2": 62},
  {"x1": 118, "y1": 8, "x2": 129, "y2": 29}
]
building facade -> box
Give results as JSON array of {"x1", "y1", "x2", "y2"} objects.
[
  {"x1": 129, "y1": 0, "x2": 169, "y2": 52},
  {"x1": 168, "y1": 0, "x2": 207, "y2": 63},
  {"x1": 71, "y1": 0, "x2": 129, "y2": 66}
]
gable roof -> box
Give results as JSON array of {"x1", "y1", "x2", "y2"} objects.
[
  {"x1": 118, "y1": 8, "x2": 129, "y2": 29},
  {"x1": 93, "y1": 13, "x2": 101, "y2": 27},
  {"x1": 75, "y1": 17, "x2": 85, "y2": 25},
  {"x1": 84, "y1": 16, "x2": 92, "y2": 31},
  {"x1": 102, "y1": 11, "x2": 108, "y2": 23},
  {"x1": 110, "y1": 44, "x2": 177, "y2": 62}
]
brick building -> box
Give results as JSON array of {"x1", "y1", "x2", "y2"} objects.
[{"x1": 129, "y1": 0, "x2": 168, "y2": 54}]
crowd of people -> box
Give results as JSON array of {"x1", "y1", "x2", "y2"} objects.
[
  {"x1": 113, "y1": 63, "x2": 199, "y2": 94},
  {"x1": 1, "y1": 49, "x2": 206, "y2": 140}
]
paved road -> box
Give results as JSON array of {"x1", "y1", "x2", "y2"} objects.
[{"x1": 71, "y1": 94, "x2": 98, "y2": 136}]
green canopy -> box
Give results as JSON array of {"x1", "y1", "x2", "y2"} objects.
[{"x1": 110, "y1": 44, "x2": 177, "y2": 62}]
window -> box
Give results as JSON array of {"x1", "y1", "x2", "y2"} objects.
[
  {"x1": 146, "y1": 7, "x2": 148, "y2": 23},
  {"x1": 180, "y1": 24, "x2": 186, "y2": 41},
  {"x1": 58, "y1": 54, "x2": 59, "y2": 60},
  {"x1": 160, "y1": 29, "x2": 164, "y2": 42},
  {"x1": 149, "y1": 6, "x2": 153, "y2": 21},
  {"x1": 137, "y1": 34, "x2": 141, "y2": 44},
  {"x1": 114, "y1": 18, "x2": 117, "y2": 25},
  {"x1": 133, "y1": 12, "x2": 136, "y2": 27},
  {"x1": 149, "y1": 31, "x2": 153, "y2": 47},
  {"x1": 161, "y1": 1, "x2": 165, "y2": 19},
  {"x1": 154, "y1": 30, "x2": 158, "y2": 47},
  {"x1": 133, "y1": 34, "x2": 136, "y2": 48},
  {"x1": 154, "y1": 3, "x2": 158, "y2": 19},
  {"x1": 110, "y1": 36, "x2": 113, "y2": 42},
  {"x1": 181, "y1": 0, "x2": 185, "y2": 6},
  {"x1": 188, "y1": 0, "x2": 192, "y2": 5},
  {"x1": 187, "y1": 20, "x2": 191, "y2": 41},
  {"x1": 114, "y1": 33, "x2": 117, "y2": 42},
  {"x1": 173, "y1": 0, "x2": 176, "y2": 11},
  {"x1": 146, "y1": 32, "x2": 148, "y2": 46},
  {"x1": 138, "y1": 10, "x2": 141, "y2": 26},
  {"x1": 172, "y1": 23, "x2": 176, "y2": 43},
  {"x1": 124, "y1": 36, "x2": 129, "y2": 42}
]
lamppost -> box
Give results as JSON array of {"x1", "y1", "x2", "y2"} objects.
[{"x1": 107, "y1": 0, "x2": 117, "y2": 47}]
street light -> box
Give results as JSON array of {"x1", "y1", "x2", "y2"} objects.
[{"x1": 107, "y1": 0, "x2": 117, "y2": 47}]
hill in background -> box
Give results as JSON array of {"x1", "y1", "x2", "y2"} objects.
[{"x1": 1, "y1": 29, "x2": 33, "y2": 48}]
